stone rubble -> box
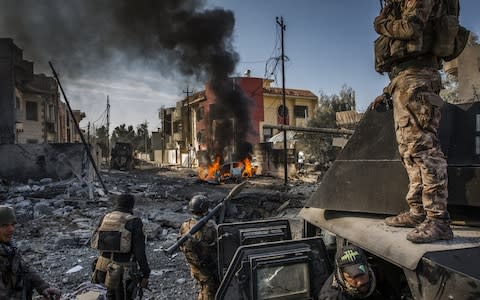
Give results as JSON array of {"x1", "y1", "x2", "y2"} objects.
[{"x1": 0, "y1": 166, "x2": 320, "y2": 299}]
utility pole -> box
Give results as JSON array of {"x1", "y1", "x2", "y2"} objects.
[
  {"x1": 87, "y1": 122, "x2": 91, "y2": 144},
  {"x1": 183, "y1": 86, "x2": 193, "y2": 167},
  {"x1": 276, "y1": 16, "x2": 288, "y2": 186},
  {"x1": 106, "y1": 96, "x2": 110, "y2": 166},
  {"x1": 144, "y1": 120, "x2": 148, "y2": 156}
]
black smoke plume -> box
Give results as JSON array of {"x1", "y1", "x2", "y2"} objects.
[{"x1": 0, "y1": 0, "x2": 253, "y2": 160}]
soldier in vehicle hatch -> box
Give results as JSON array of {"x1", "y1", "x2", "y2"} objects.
[
  {"x1": 91, "y1": 194, "x2": 150, "y2": 299},
  {"x1": 179, "y1": 195, "x2": 219, "y2": 300},
  {"x1": 0, "y1": 205, "x2": 62, "y2": 300},
  {"x1": 318, "y1": 245, "x2": 381, "y2": 300},
  {"x1": 372, "y1": 0, "x2": 456, "y2": 243}
]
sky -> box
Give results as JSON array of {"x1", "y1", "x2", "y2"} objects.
[{"x1": 3, "y1": 1, "x2": 480, "y2": 133}]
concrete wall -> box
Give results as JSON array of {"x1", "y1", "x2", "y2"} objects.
[
  {"x1": 458, "y1": 45, "x2": 480, "y2": 102},
  {"x1": 0, "y1": 143, "x2": 88, "y2": 182}
]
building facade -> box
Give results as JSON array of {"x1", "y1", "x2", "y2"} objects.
[
  {"x1": 0, "y1": 38, "x2": 85, "y2": 144},
  {"x1": 444, "y1": 42, "x2": 480, "y2": 102},
  {"x1": 156, "y1": 76, "x2": 318, "y2": 161}
]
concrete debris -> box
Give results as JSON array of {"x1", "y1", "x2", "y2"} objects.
[
  {"x1": 66, "y1": 265, "x2": 84, "y2": 274},
  {"x1": 0, "y1": 166, "x2": 318, "y2": 299}
]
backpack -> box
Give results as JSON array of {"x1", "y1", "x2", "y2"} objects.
[{"x1": 431, "y1": 0, "x2": 470, "y2": 61}]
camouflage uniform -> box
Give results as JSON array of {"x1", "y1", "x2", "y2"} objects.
[
  {"x1": 0, "y1": 241, "x2": 50, "y2": 299},
  {"x1": 180, "y1": 218, "x2": 219, "y2": 300},
  {"x1": 374, "y1": 0, "x2": 453, "y2": 242}
]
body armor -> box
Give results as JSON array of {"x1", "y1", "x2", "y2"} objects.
[{"x1": 91, "y1": 211, "x2": 137, "y2": 253}]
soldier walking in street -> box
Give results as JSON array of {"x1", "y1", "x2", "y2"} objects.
[
  {"x1": 0, "y1": 205, "x2": 62, "y2": 300},
  {"x1": 91, "y1": 194, "x2": 150, "y2": 299},
  {"x1": 179, "y1": 195, "x2": 219, "y2": 300},
  {"x1": 372, "y1": 0, "x2": 459, "y2": 243}
]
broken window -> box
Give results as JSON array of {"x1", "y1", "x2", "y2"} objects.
[
  {"x1": 263, "y1": 128, "x2": 273, "y2": 142},
  {"x1": 173, "y1": 120, "x2": 182, "y2": 133},
  {"x1": 196, "y1": 107, "x2": 204, "y2": 121},
  {"x1": 26, "y1": 101, "x2": 38, "y2": 121},
  {"x1": 294, "y1": 105, "x2": 308, "y2": 118}
]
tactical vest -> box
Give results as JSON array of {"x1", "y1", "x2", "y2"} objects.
[
  {"x1": 91, "y1": 211, "x2": 137, "y2": 253},
  {"x1": 180, "y1": 219, "x2": 218, "y2": 279},
  {"x1": 375, "y1": 0, "x2": 436, "y2": 73}
]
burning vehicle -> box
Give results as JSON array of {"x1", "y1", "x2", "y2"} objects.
[{"x1": 198, "y1": 156, "x2": 257, "y2": 184}]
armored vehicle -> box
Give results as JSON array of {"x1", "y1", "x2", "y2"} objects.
[
  {"x1": 215, "y1": 102, "x2": 480, "y2": 299},
  {"x1": 110, "y1": 142, "x2": 134, "y2": 170}
]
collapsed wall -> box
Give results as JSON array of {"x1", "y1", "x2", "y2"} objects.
[{"x1": 0, "y1": 143, "x2": 88, "y2": 182}]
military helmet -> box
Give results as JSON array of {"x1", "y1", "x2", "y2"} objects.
[
  {"x1": 189, "y1": 195, "x2": 209, "y2": 214},
  {"x1": 0, "y1": 205, "x2": 16, "y2": 225}
]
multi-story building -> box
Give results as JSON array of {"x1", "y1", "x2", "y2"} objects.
[
  {"x1": 0, "y1": 38, "x2": 85, "y2": 144},
  {"x1": 157, "y1": 76, "x2": 318, "y2": 160}
]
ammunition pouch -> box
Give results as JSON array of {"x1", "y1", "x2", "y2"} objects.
[
  {"x1": 105, "y1": 262, "x2": 124, "y2": 289},
  {"x1": 92, "y1": 255, "x2": 136, "y2": 289}
]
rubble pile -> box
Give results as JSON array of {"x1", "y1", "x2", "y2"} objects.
[{"x1": 0, "y1": 166, "x2": 319, "y2": 299}]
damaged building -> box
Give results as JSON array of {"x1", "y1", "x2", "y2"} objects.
[
  {"x1": 0, "y1": 38, "x2": 89, "y2": 182},
  {"x1": 153, "y1": 75, "x2": 318, "y2": 177}
]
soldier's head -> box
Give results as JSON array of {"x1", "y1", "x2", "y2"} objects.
[
  {"x1": 116, "y1": 193, "x2": 135, "y2": 212},
  {"x1": 189, "y1": 195, "x2": 209, "y2": 216},
  {"x1": 0, "y1": 205, "x2": 17, "y2": 243},
  {"x1": 335, "y1": 245, "x2": 373, "y2": 295}
]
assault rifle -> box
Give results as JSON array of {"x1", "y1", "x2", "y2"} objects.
[{"x1": 164, "y1": 181, "x2": 248, "y2": 255}]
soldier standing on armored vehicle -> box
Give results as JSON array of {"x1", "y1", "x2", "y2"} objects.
[
  {"x1": 372, "y1": 0, "x2": 457, "y2": 243},
  {"x1": 91, "y1": 194, "x2": 150, "y2": 299},
  {"x1": 179, "y1": 195, "x2": 219, "y2": 300},
  {"x1": 0, "y1": 205, "x2": 62, "y2": 300}
]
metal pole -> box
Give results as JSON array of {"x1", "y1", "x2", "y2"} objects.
[
  {"x1": 276, "y1": 16, "x2": 288, "y2": 185},
  {"x1": 106, "y1": 96, "x2": 110, "y2": 167},
  {"x1": 48, "y1": 61, "x2": 109, "y2": 194},
  {"x1": 263, "y1": 124, "x2": 354, "y2": 135}
]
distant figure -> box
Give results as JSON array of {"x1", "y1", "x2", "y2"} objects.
[
  {"x1": 297, "y1": 151, "x2": 305, "y2": 172},
  {"x1": 318, "y1": 245, "x2": 380, "y2": 300},
  {"x1": 179, "y1": 195, "x2": 219, "y2": 300},
  {"x1": 0, "y1": 205, "x2": 62, "y2": 300},
  {"x1": 372, "y1": 0, "x2": 454, "y2": 243},
  {"x1": 91, "y1": 194, "x2": 150, "y2": 300},
  {"x1": 188, "y1": 144, "x2": 197, "y2": 168}
]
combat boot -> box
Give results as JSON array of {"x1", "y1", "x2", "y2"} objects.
[
  {"x1": 385, "y1": 211, "x2": 425, "y2": 228},
  {"x1": 406, "y1": 218, "x2": 454, "y2": 243}
]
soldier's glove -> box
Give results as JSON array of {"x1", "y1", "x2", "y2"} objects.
[
  {"x1": 42, "y1": 287, "x2": 61, "y2": 300},
  {"x1": 139, "y1": 277, "x2": 149, "y2": 289}
]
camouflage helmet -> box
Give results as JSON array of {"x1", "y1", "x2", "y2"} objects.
[
  {"x1": 189, "y1": 195, "x2": 209, "y2": 214},
  {"x1": 0, "y1": 205, "x2": 16, "y2": 225}
]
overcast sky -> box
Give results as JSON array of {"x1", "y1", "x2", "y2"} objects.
[{"x1": 2, "y1": 1, "x2": 479, "y2": 133}]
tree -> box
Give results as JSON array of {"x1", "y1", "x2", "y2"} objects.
[
  {"x1": 95, "y1": 125, "x2": 109, "y2": 158},
  {"x1": 111, "y1": 124, "x2": 136, "y2": 145},
  {"x1": 299, "y1": 85, "x2": 356, "y2": 167},
  {"x1": 440, "y1": 73, "x2": 459, "y2": 103},
  {"x1": 135, "y1": 122, "x2": 151, "y2": 153}
]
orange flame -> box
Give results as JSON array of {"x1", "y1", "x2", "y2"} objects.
[
  {"x1": 242, "y1": 158, "x2": 253, "y2": 177},
  {"x1": 198, "y1": 155, "x2": 257, "y2": 182}
]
